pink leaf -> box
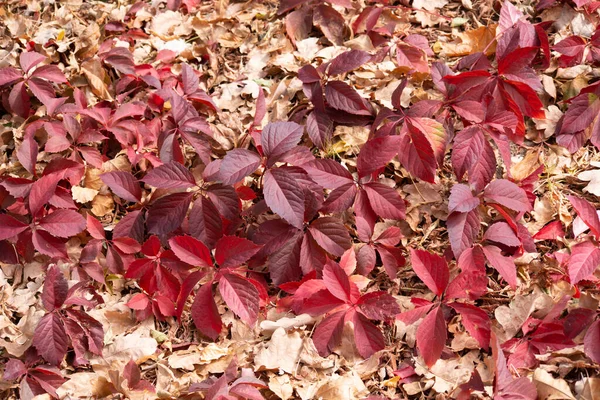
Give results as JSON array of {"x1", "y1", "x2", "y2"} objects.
[
  {"x1": 0, "y1": 66, "x2": 22, "y2": 86},
  {"x1": 568, "y1": 196, "x2": 600, "y2": 237},
  {"x1": 33, "y1": 313, "x2": 68, "y2": 365},
  {"x1": 100, "y1": 171, "x2": 142, "y2": 203},
  {"x1": 263, "y1": 167, "x2": 305, "y2": 229},
  {"x1": 352, "y1": 311, "x2": 385, "y2": 358},
  {"x1": 218, "y1": 273, "x2": 259, "y2": 325},
  {"x1": 584, "y1": 319, "x2": 600, "y2": 364},
  {"x1": 322, "y1": 260, "x2": 353, "y2": 303},
  {"x1": 142, "y1": 162, "x2": 196, "y2": 189},
  {"x1": 449, "y1": 302, "x2": 490, "y2": 350},
  {"x1": 325, "y1": 81, "x2": 371, "y2": 116},
  {"x1": 219, "y1": 149, "x2": 262, "y2": 185},
  {"x1": 20, "y1": 51, "x2": 46, "y2": 74},
  {"x1": 38, "y1": 209, "x2": 86, "y2": 238},
  {"x1": 169, "y1": 235, "x2": 213, "y2": 267},
  {"x1": 0, "y1": 214, "x2": 29, "y2": 241},
  {"x1": 215, "y1": 235, "x2": 261, "y2": 268},
  {"x1": 191, "y1": 283, "x2": 222, "y2": 340},
  {"x1": 86, "y1": 215, "x2": 106, "y2": 240},
  {"x1": 328, "y1": 50, "x2": 372, "y2": 76},
  {"x1": 261, "y1": 121, "x2": 304, "y2": 165},
  {"x1": 416, "y1": 306, "x2": 447, "y2": 367},
  {"x1": 30, "y1": 64, "x2": 67, "y2": 83},
  {"x1": 356, "y1": 136, "x2": 402, "y2": 178},
  {"x1": 483, "y1": 222, "x2": 521, "y2": 247},
  {"x1": 42, "y1": 266, "x2": 68, "y2": 311},
  {"x1": 447, "y1": 209, "x2": 480, "y2": 259},
  {"x1": 483, "y1": 180, "x2": 532, "y2": 212},
  {"x1": 409, "y1": 249, "x2": 449, "y2": 297},
  {"x1": 482, "y1": 245, "x2": 517, "y2": 288},
  {"x1": 146, "y1": 192, "x2": 193, "y2": 236},
  {"x1": 448, "y1": 184, "x2": 480, "y2": 213},
  {"x1": 363, "y1": 182, "x2": 406, "y2": 220},
  {"x1": 312, "y1": 310, "x2": 346, "y2": 357},
  {"x1": 308, "y1": 217, "x2": 352, "y2": 257},
  {"x1": 568, "y1": 241, "x2": 600, "y2": 284}
]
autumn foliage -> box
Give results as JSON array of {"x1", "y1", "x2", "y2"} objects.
[{"x1": 1, "y1": 0, "x2": 600, "y2": 398}]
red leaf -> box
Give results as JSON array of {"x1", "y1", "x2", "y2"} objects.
[
  {"x1": 397, "y1": 120, "x2": 437, "y2": 183},
  {"x1": 292, "y1": 279, "x2": 345, "y2": 315},
  {"x1": 447, "y1": 209, "x2": 480, "y2": 259},
  {"x1": 409, "y1": 249, "x2": 449, "y2": 297},
  {"x1": 219, "y1": 149, "x2": 262, "y2": 185},
  {"x1": 32, "y1": 229, "x2": 67, "y2": 258},
  {"x1": 0, "y1": 214, "x2": 29, "y2": 241},
  {"x1": 482, "y1": 245, "x2": 517, "y2": 288},
  {"x1": 328, "y1": 50, "x2": 372, "y2": 75},
  {"x1": 189, "y1": 196, "x2": 224, "y2": 249},
  {"x1": 215, "y1": 235, "x2": 261, "y2": 268},
  {"x1": 568, "y1": 195, "x2": 600, "y2": 237},
  {"x1": 261, "y1": 121, "x2": 304, "y2": 165},
  {"x1": 142, "y1": 162, "x2": 196, "y2": 189},
  {"x1": 449, "y1": 302, "x2": 490, "y2": 350},
  {"x1": 357, "y1": 136, "x2": 402, "y2": 178},
  {"x1": 446, "y1": 269, "x2": 488, "y2": 300},
  {"x1": 306, "y1": 111, "x2": 333, "y2": 149},
  {"x1": 358, "y1": 291, "x2": 401, "y2": 320},
  {"x1": 86, "y1": 215, "x2": 106, "y2": 240},
  {"x1": 33, "y1": 313, "x2": 68, "y2": 365},
  {"x1": 322, "y1": 260, "x2": 353, "y2": 303},
  {"x1": 29, "y1": 173, "x2": 61, "y2": 216},
  {"x1": 321, "y1": 182, "x2": 358, "y2": 213},
  {"x1": 42, "y1": 266, "x2": 68, "y2": 311},
  {"x1": 559, "y1": 87, "x2": 600, "y2": 135},
  {"x1": 484, "y1": 179, "x2": 531, "y2": 212},
  {"x1": 302, "y1": 159, "x2": 353, "y2": 189},
  {"x1": 169, "y1": 235, "x2": 213, "y2": 267},
  {"x1": 100, "y1": 171, "x2": 142, "y2": 203},
  {"x1": 308, "y1": 217, "x2": 352, "y2": 257},
  {"x1": 416, "y1": 306, "x2": 447, "y2": 367},
  {"x1": 146, "y1": 192, "x2": 193, "y2": 236},
  {"x1": 218, "y1": 273, "x2": 259, "y2": 325},
  {"x1": 448, "y1": 184, "x2": 480, "y2": 213},
  {"x1": 533, "y1": 220, "x2": 565, "y2": 240},
  {"x1": 191, "y1": 283, "x2": 222, "y2": 340},
  {"x1": 38, "y1": 209, "x2": 86, "y2": 238},
  {"x1": 568, "y1": 241, "x2": 600, "y2": 284},
  {"x1": 268, "y1": 233, "x2": 303, "y2": 286},
  {"x1": 126, "y1": 293, "x2": 151, "y2": 310},
  {"x1": 312, "y1": 310, "x2": 346, "y2": 357},
  {"x1": 263, "y1": 167, "x2": 305, "y2": 229},
  {"x1": 325, "y1": 81, "x2": 371, "y2": 116},
  {"x1": 483, "y1": 222, "x2": 521, "y2": 247},
  {"x1": 363, "y1": 182, "x2": 406, "y2": 220},
  {"x1": 584, "y1": 319, "x2": 600, "y2": 364},
  {"x1": 17, "y1": 135, "x2": 38, "y2": 175},
  {"x1": 352, "y1": 311, "x2": 385, "y2": 358},
  {"x1": 313, "y1": 5, "x2": 346, "y2": 46},
  {"x1": 451, "y1": 126, "x2": 496, "y2": 192},
  {"x1": 492, "y1": 332, "x2": 537, "y2": 399}
]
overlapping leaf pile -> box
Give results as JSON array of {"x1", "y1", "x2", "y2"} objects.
[{"x1": 0, "y1": 0, "x2": 599, "y2": 398}]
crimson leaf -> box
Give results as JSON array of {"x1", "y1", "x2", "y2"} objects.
[
  {"x1": 263, "y1": 167, "x2": 305, "y2": 229},
  {"x1": 100, "y1": 171, "x2": 142, "y2": 203},
  {"x1": 409, "y1": 249, "x2": 449, "y2": 297},
  {"x1": 142, "y1": 162, "x2": 196, "y2": 189},
  {"x1": 416, "y1": 306, "x2": 447, "y2": 367}
]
